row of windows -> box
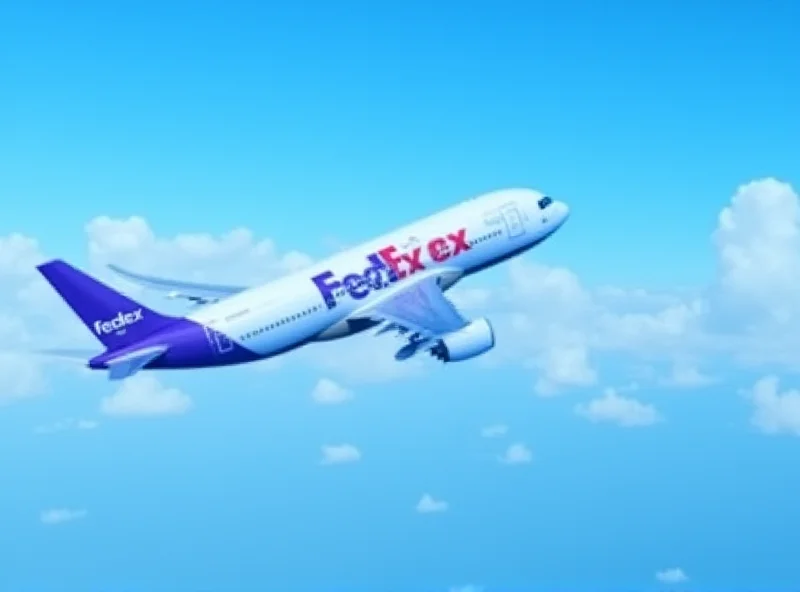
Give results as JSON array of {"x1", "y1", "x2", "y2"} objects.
[
  {"x1": 469, "y1": 229, "x2": 502, "y2": 246},
  {"x1": 239, "y1": 227, "x2": 502, "y2": 341},
  {"x1": 241, "y1": 304, "x2": 323, "y2": 341}
]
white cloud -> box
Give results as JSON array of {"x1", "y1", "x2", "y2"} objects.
[
  {"x1": 503, "y1": 263, "x2": 599, "y2": 394},
  {"x1": 40, "y1": 508, "x2": 87, "y2": 525},
  {"x1": 499, "y1": 259, "x2": 709, "y2": 395},
  {"x1": 0, "y1": 229, "x2": 100, "y2": 362},
  {"x1": 0, "y1": 352, "x2": 46, "y2": 404},
  {"x1": 575, "y1": 388, "x2": 661, "y2": 427},
  {"x1": 85, "y1": 216, "x2": 313, "y2": 286},
  {"x1": 480, "y1": 424, "x2": 508, "y2": 438},
  {"x1": 656, "y1": 567, "x2": 688, "y2": 584},
  {"x1": 707, "y1": 178, "x2": 800, "y2": 369},
  {"x1": 448, "y1": 286, "x2": 492, "y2": 310},
  {"x1": 34, "y1": 418, "x2": 99, "y2": 434},
  {"x1": 499, "y1": 442, "x2": 532, "y2": 464},
  {"x1": 663, "y1": 359, "x2": 714, "y2": 388},
  {"x1": 100, "y1": 375, "x2": 192, "y2": 417},
  {"x1": 416, "y1": 493, "x2": 448, "y2": 513},
  {"x1": 713, "y1": 178, "x2": 800, "y2": 320},
  {"x1": 749, "y1": 376, "x2": 800, "y2": 436},
  {"x1": 320, "y1": 444, "x2": 361, "y2": 465},
  {"x1": 311, "y1": 378, "x2": 353, "y2": 404},
  {"x1": 0, "y1": 233, "x2": 46, "y2": 276},
  {"x1": 533, "y1": 343, "x2": 597, "y2": 396}
]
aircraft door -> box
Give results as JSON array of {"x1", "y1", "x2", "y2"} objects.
[
  {"x1": 501, "y1": 204, "x2": 525, "y2": 238},
  {"x1": 204, "y1": 324, "x2": 235, "y2": 355}
]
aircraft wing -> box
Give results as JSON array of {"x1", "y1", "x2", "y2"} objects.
[
  {"x1": 354, "y1": 273, "x2": 470, "y2": 359},
  {"x1": 108, "y1": 264, "x2": 248, "y2": 305}
]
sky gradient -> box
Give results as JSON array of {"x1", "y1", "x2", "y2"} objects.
[{"x1": 2, "y1": 1, "x2": 800, "y2": 591}]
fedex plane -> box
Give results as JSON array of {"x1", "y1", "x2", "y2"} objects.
[{"x1": 37, "y1": 189, "x2": 569, "y2": 380}]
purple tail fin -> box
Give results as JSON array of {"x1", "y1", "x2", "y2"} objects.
[{"x1": 36, "y1": 259, "x2": 179, "y2": 351}]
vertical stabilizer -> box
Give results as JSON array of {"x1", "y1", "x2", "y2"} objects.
[{"x1": 36, "y1": 259, "x2": 178, "y2": 350}]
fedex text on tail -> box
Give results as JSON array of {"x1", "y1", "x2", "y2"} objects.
[{"x1": 93, "y1": 309, "x2": 145, "y2": 336}]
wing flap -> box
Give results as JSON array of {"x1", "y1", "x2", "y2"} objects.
[
  {"x1": 106, "y1": 345, "x2": 168, "y2": 380},
  {"x1": 108, "y1": 264, "x2": 247, "y2": 304}
]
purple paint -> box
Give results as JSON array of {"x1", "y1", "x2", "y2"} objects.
[
  {"x1": 88, "y1": 318, "x2": 260, "y2": 371},
  {"x1": 37, "y1": 259, "x2": 260, "y2": 373},
  {"x1": 311, "y1": 253, "x2": 399, "y2": 310},
  {"x1": 37, "y1": 260, "x2": 178, "y2": 350}
]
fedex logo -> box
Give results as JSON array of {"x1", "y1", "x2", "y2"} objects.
[
  {"x1": 93, "y1": 309, "x2": 144, "y2": 335},
  {"x1": 312, "y1": 228, "x2": 470, "y2": 309}
]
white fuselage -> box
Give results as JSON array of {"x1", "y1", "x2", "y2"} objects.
[{"x1": 186, "y1": 188, "x2": 569, "y2": 359}]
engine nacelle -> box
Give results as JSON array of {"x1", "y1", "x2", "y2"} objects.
[{"x1": 431, "y1": 317, "x2": 495, "y2": 363}]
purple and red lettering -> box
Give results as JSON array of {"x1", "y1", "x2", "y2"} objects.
[
  {"x1": 427, "y1": 237, "x2": 450, "y2": 262},
  {"x1": 311, "y1": 228, "x2": 470, "y2": 309},
  {"x1": 400, "y1": 247, "x2": 425, "y2": 276},
  {"x1": 311, "y1": 271, "x2": 340, "y2": 310},
  {"x1": 378, "y1": 246, "x2": 406, "y2": 279},
  {"x1": 364, "y1": 253, "x2": 396, "y2": 288},
  {"x1": 311, "y1": 253, "x2": 398, "y2": 310},
  {"x1": 447, "y1": 228, "x2": 470, "y2": 256}
]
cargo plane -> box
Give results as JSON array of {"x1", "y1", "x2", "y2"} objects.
[{"x1": 37, "y1": 189, "x2": 569, "y2": 380}]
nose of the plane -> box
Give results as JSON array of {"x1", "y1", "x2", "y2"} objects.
[{"x1": 551, "y1": 200, "x2": 570, "y2": 227}]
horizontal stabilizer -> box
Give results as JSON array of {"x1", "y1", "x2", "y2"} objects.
[{"x1": 106, "y1": 345, "x2": 168, "y2": 380}]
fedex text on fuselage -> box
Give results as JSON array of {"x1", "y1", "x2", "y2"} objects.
[{"x1": 311, "y1": 227, "x2": 471, "y2": 309}]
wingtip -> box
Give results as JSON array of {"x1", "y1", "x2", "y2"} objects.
[
  {"x1": 35, "y1": 258, "x2": 67, "y2": 274},
  {"x1": 107, "y1": 263, "x2": 133, "y2": 277}
]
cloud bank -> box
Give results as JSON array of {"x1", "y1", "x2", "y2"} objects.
[{"x1": 3, "y1": 177, "x2": 800, "y2": 436}]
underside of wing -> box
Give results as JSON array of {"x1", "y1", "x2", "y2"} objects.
[
  {"x1": 108, "y1": 264, "x2": 248, "y2": 305},
  {"x1": 352, "y1": 274, "x2": 494, "y2": 363},
  {"x1": 368, "y1": 275, "x2": 468, "y2": 339}
]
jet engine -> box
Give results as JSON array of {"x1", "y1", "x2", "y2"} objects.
[{"x1": 430, "y1": 317, "x2": 495, "y2": 362}]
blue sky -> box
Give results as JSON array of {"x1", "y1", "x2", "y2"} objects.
[{"x1": 2, "y1": 1, "x2": 800, "y2": 591}]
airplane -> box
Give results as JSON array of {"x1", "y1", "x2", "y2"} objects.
[{"x1": 36, "y1": 189, "x2": 569, "y2": 380}]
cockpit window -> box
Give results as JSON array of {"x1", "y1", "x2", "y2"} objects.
[{"x1": 537, "y1": 196, "x2": 553, "y2": 209}]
